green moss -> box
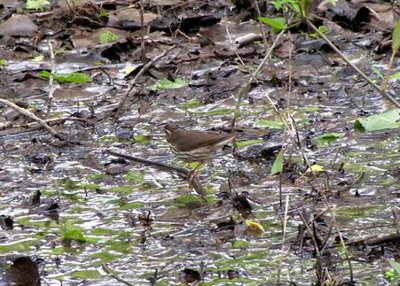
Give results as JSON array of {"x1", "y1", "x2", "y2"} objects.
[
  {"x1": 90, "y1": 251, "x2": 122, "y2": 265},
  {"x1": 134, "y1": 134, "x2": 151, "y2": 145},
  {"x1": 0, "y1": 239, "x2": 38, "y2": 253},
  {"x1": 183, "y1": 99, "x2": 203, "y2": 109},
  {"x1": 124, "y1": 171, "x2": 144, "y2": 183},
  {"x1": 106, "y1": 185, "x2": 136, "y2": 194},
  {"x1": 118, "y1": 202, "x2": 145, "y2": 210},
  {"x1": 71, "y1": 269, "x2": 102, "y2": 279},
  {"x1": 236, "y1": 139, "x2": 264, "y2": 148},
  {"x1": 189, "y1": 108, "x2": 236, "y2": 116},
  {"x1": 173, "y1": 194, "x2": 204, "y2": 208}
]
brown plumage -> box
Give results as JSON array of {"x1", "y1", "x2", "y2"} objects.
[{"x1": 164, "y1": 124, "x2": 235, "y2": 163}]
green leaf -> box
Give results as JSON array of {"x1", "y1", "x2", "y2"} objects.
[
  {"x1": 389, "y1": 71, "x2": 400, "y2": 81},
  {"x1": 33, "y1": 54, "x2": 44, "y2": 62},
  {"x1": 124, "y1": 171, "x2": 144, "y2": 183},
  {"x1": 236, "y1": 139, "x2": 264, "y2": 148},
  {"x1": 258, "y1": 17, "x2": 286, "y2": 32},
  {"x1": 271, "y1": 0, "x2": 299, "y2": 12},
  {"x1": 149, "y1": 77, "x2": 187, "y2": 90},
  {"x1": 255, "y1": 119, "x2": 284, "y2": 129},
  {"x1": 71, "y1": 270, "x2": 101, "y2": 279},
  {"x1": 389, "y1": 259, "x2": 400, "y2": 275},
  {"x1": 371, "y1": 66, "x2": 384, "y2": 79},
  {"x1": 384, "y1": 268, "x2": 395, "y2": 282},
  {"x1": 317, "y1": 132, "x2": 343, "y2": 143},
  {"x1": 245, "y1": 220, "x2": 265, "y2": 234},
  {"x1": 306, "y1": 164, "x2": 325, "y2": 173},
  {"x1": 174, "y1": 194, "x2": 203, "y2": 208},
  {"x1": 40, "y1": 71, "x2": 91, "y2": 83},
  {"x1": 354, "y1": 109, "x2": 400, "y2": 131},
  {"x1": 61, "y1": 223, "x2": 86, "y2": 242},
  {"x1": 26, "y1": 0, "x2": 49, "y2": 10},
  {"x1": 271, "y1": 149, "x2": 284, "y2": 175},
  {"x1": 99, "y1": 31, "x2": 119, "y2": 44},
  {"x1": 309, "y1": 25, "x2": 329, "y2": 39},
  {"x1": 0, "y1": 58, "x2": 6, "y2": 66},
  {"x1": 299, "y1": 0, "x2": 313, "y2": 17},
  {"x1": 392, "y1": 21, "x2": 400, "y2": 52},
  {"x1": 98, "y1": 9, "x2": 109, "y2": 20},
  {"x1": 133, "y1": 134, "x2": 150, "y2": 145}
]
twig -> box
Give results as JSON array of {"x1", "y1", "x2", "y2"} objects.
[
  {"x1": 46, "y1": 39, "x2": 56, "y2": 119},
  {"x1": 225, "y1": 23, "x2": 249, "y2": 73},
  {"x1": 18, "y1": 116, "x2": 94, "y2": 128},
  {"x1": 252, "y1": 0, "x2": 269, "y2": 49},
  {"x1": 234, "y1": 26, "x2": 287, "y2": 122},
  {"x1": 106, "y1": 149, "x2": 205, "y2": 197},
  {"x1": 115, "y1": 44, "x2": 177, "y2": 119},
  {"x1": 102, "y1": 264, "x2": 135, "y2": 286},
  {"x1": 336, "y1": 172, "x2": 364, "y2": 196},
  {"x1": 297, "y1": 207, "x2": 323, "y2": 284},
  {"x1": 107, "y1": 149, "x2": 189, "y2": 176},
  {"x1": 0, "y1": 98, "x2": 64, "y2": 140},
  {"x1": 344, "y1": 232, "x2": 400, "y2": 247},
  {"x1": 277, "y1": 195, "x2": 289, "y2": 284},
  {"x1": 306, "y1": 19, "x2": 400, "y2": 109},
  {"x1": 139, "y1": 0, "x2": 146, "y2": 62},
  {"x1": 323, "y1": 201, "x2": 354, "y2": 283}
]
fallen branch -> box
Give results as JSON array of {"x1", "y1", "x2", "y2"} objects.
[
  {"x1": 102, "y1": 264, "x2": 135, "y2": 286},
  {"x1": 0, "y1": 98, "x2": 64, "y2": 140},
  {"x1": 106, "y1": 149, "x2": 205, "y2": 197},
  {"x1": 344, "y1": 232, "x2": 400, "y2": 247}
]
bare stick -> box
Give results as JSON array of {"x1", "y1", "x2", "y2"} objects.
[
  {"x1": 115, "y1": 44, "x2": 176, "y2": 119},
  {"x1": 306, "y1": 19, "x2": 400, "y2": 109},
  {"x1": 252, "y1": 0, "x2": 269, "y2": 48},
  {"x1": 277, "y1": 194, "x2": 289, "y2": 284},
  {"x1": 107, "y1": 149, "x2": 189, "y2": 176},
  {"x1": 106, "y1": 149, "x2": 205, "y2": 197},
  {"x1": 234, "y1": 27, "x2": 286, "y2": 121},
  {"x1": 46, "y1": 39, "x2": 56, "y2": 118},
  {"x1": 297, "y1": 207, "x2": 323, "y2": 283},
  {"x1": 0, "y1": 98, "x2": 63, "y2": 140},
  {"x1": 102, "y1": 264, "x2": 135, "y2": 286},
  {"x1": 322, "y1": 200, "x2": 354, "y2": 283},
  {"x1": 139, "y1": 0, "x2": 146, "y2": 62}
]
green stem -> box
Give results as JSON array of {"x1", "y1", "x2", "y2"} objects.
[{"x1": 381, "y1": 50, "x2": 396, "y2": 91}]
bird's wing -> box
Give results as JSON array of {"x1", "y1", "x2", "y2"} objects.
[{"x1": 174, "y1": 130, "x2": 234, "y2": 151}]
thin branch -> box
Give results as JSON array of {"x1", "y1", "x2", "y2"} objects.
[
  {"x1": 106, "y1": 149, "x2": 205, "y2": 197},
  {"x1": 115, "y1": 44, "x2": 177, "y2": 119},
  {"x1": 322, "y1": 201, "x2": 354, "y2": 283},
  {"x1": 306, "y1": 19, "x2": 400, "y2": 109},
  {"x1": 107, "y1": 149, "x2": 189, "y2": 176},
  {"x1": 234, "y1": 27, "x2": 287, "y2": 122},
  {"x1": 277, "y1": 195, "x2": 290, "y2": 284},
  {"x1": 0, "y1": 98, "x2": 63, "y2": 140},
  {"x1": 102, "y1": 264, "x2": 135, "y2": 286},
  {"x1": 46, "y1": 39, "x2": 56, "y2": 118},
  {"x1": 252, "y1": 0, "x2": 269, "y2": 49},
  {"x1": 139, "y1": 0, "x2": 146, "y2": 62}
]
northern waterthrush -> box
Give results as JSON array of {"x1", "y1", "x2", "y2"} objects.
[{"x1": 164, "y1": 124, "x2": 235, "y2": 169}]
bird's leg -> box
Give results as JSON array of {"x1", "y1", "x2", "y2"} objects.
[{"x1": 187, "y1": 163, "x2": 203, "y2": 183}]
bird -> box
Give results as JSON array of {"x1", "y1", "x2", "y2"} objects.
[{"x1": 164, "y1": 124, "x2": 235, "y2": 179}]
